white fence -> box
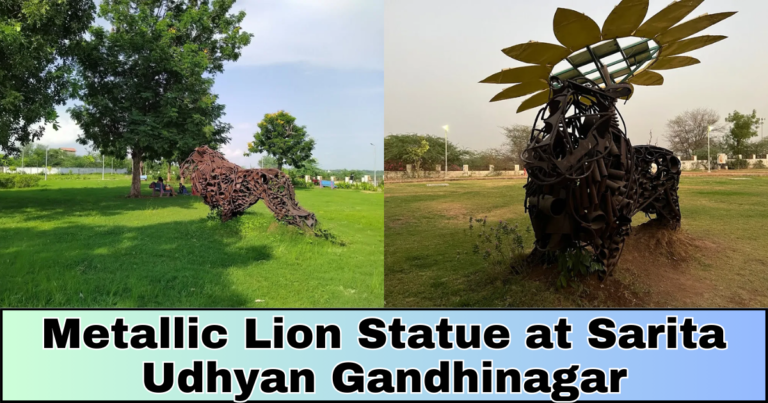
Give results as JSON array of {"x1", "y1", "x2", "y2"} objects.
[
  {"x1": 679, "y1": 155, "x2": 768, "y2": 170},
  {"x1": 0, "y1": 167, "x2": 128, "y2": 175}
]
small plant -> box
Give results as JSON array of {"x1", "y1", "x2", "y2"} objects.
[
  {"x1": 468, "y1": 216, "x2": 529, "y2": 274},
  {"x1": 754, "y1": 160, "x2": 766, "y2": 169},
  {"x1": 206, "y1": 207, "x2": 223, "y2": 221},
  {"x1": 554, "y1": 247, "x2": 603, "y2": 289}
]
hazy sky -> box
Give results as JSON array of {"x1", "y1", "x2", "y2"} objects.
[
  {"x1": 39, "y1": 0, "x2": 384, "y2": 170},
  {"x1": 385, "y1": 0, "x2": 768, "y2": 152}
]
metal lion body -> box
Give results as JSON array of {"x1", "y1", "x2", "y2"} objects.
[
  {"x1": 181, "y1": 146, "x2": 317, "y2": 229},
  {"x1": 523, "y1": 77, "x2": 681, "y2": 275}
]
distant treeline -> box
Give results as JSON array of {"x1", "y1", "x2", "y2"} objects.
[{"x1": 385, "y1": 126, "x2": 531, "y2": 171}]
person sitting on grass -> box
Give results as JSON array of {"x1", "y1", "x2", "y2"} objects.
[{"x1": 178, "y1": 183, "x2": 191, "y2": 195}]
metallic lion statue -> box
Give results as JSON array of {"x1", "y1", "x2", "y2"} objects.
[
  {"x1": 180, "y1": 146, "x2": 317, "y2": 229},
  {"x1": 523, "y1": 70, "x2": 681, "y2": 276}
]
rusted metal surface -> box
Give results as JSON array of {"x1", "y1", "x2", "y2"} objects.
[
  {"x1": 523, "y1": 75, "x2": 680, "y2": 275},
  {"x1": 180, "y1": 146, "x2": 317, "y2": 229}
]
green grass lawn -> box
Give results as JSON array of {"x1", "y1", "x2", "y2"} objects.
[
  {"x1": 385, "y1": 175, "x2": 768, "y2": 307},
  {"x1": 0, "y1": 176, "x2": 383, "y2": 307}
]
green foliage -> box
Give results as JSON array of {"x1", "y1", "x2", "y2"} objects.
[
  {"x1": 754, "y1": 160, "x2": 766, "y2": 169},
  {"x1": 468, "y1": 216, "x2": 530, "y2": 274},
  {"x1": 334, "y1": 181, "x2": 383, "y2": 192},
  {"x1": 282, "y1": 158, "x2": 323, "y2": 181},
  {"x1": 2, "y1": 144, "x2": 132, "y2": 169},
  {"x1": 248, "y1": 110, "x2": 315, "y2": 170},
  {"x1": 384, "y1": 133, "x2": 468, "y2": 170},
  {"x1": 404, "y1": 139, "x2": 430, "y2": 171},
  {"x1": 554, "y1": 248, "x2": 603, "y2": 289},
  {"x1": 727, "y1": 158, "x2": 749, "y2": 170},
  {"x1": 69, "y1": 0, "x2": 252, "y2": 196},
  {"x1": 724, "y1": 110, "x2": 760, "y2": 156},
  {"x1": 0, "y1": 173, "x2": 42, "y2": 189},
  {"x1": 0, "y1": 0, "x2": 95, "y2": 154},
  {"x1": 258, "y1": 155, "x2": 278, "y2": 169}
]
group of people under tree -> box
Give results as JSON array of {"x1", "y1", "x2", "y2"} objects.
[{"x1": 149, "y1": 177, "x2": 190, "y2": 197}]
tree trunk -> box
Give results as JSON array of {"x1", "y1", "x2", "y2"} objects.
[
  {"x1": 129, "y1": 149, "x2": 142, "y2": 198},
  {"x1": 167, "y1": 162, "x2": 172, "y2": 182},
  {"x1": 177, "y1": 159, "x2": 185, "y2": 185},
  {"x1": 277, "y1": 161, "x2": 283, "y2": 170}
]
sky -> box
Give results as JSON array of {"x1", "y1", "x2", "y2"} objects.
[
  {"x1": 38, "y1": 0, "x2": 384, "y2": 170},
  {"x1": 384, "y1": 0, "x2": 768, "y2": 153}
]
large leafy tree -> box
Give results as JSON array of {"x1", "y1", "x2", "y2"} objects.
[
  {"x1": 384, "y1": 133, "x2": 467, "y2": 170},
  {"x1": 723, "y1": 110, "x2": 761, "y2": 157},
  {"x1": 69, "y1": 0, "x2": 251, "y2": 197},
  {"x1": 0, "y1": 0, "x2": 95, "y2": 154},
  {"x1": 247, "y1": 110, "x2": 315, "y2": 170}
]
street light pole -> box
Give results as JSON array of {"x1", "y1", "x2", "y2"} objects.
[
  {"x1": 442, "y1": 125, "x2": 449, "y2": 178},
  {"x1": 370, "y1": 143, "x2": 377, "y2": 186},
  {"x1": 707, "y1": 125, "x2": 711, "y2": 173},
  {"x1": 102, "y1": 155, "x2": 105, "y2": 180}
]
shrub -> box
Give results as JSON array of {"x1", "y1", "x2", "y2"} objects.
[
  {"x1": 727, "y1": 159, "x2": 749, "y2": 170},
  {"x1": 554, "y1": 247, "x2": 603, "y2": 289},
  {"x1": 292, "y1": 177, "x2": 314, "y2": 189},
  {"x1": 334, "y1": 181, "x2": 382, "y2": 191},
  {"x1": 14, "y1": 174, "x2": 43, "y2": 188},
  {"x1": 0, "y1": 174, "x2": 42, "y2": 189},
  {"x1": 754, "y1": 160, "x2": 766, "y2": 169},
  {"x1": 0, "y1": 175, "x2": 14, "y2": 188},
  {"x1": 9, "y1": 165, "x2": 17, "y2": 172}
]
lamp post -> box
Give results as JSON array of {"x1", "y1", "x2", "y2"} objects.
[
  {"x1": 370, "y1": 142, "x2": 377, "y2": 186},
  {"x1": 102, "y1": 154, "x2": 105, "y2": 180},
  {"x1": 442, "y1": 125, "x2": 449, "y2": 178},
  {"x1": 707, "y1": 125, "x2": 712, "y2": 173}
]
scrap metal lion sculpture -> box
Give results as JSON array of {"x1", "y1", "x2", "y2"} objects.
[
  {"x1": 180, "y1": 146, "x2": 317, "y2": 229},
  {"x1": 523, "y1": 72, "x2": 681, "y2": 276}
]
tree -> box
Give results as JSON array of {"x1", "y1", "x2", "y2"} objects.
[
  {"x1": 502, "y1": 124, "x2": 531, "y2": 167},
  {"x1": 0, "y1": 0, "x2": 95, "y2": 154},
  {"x1": 69, "y1": 0, "x2": 251, "y2": 197},
  {"x1": 384, "y1": 133, "x2": 468, "y2": 170},
  {"x1": 723, "y1": 110, "x2": 761, "y2": 157},
  {"x1": 247, "y1": 111, "x2": 315, "y2": 170},
  {"x1": 664, "y1": 108, "x2": 723, "y2": 159},
  {"x1": 404, "y1": 139, "x2": 429, "y2": 171},
  {"x1": 258, "y1": 155, "x2": 278, "y2": 169}
]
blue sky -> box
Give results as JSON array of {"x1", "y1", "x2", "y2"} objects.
[{"x1": 40, "y1": 0, "x2": 384, "y2": 170}]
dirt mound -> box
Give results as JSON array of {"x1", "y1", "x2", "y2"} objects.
[
  {"x1": 522, "y1": 220, "x2": 718, "y2": 307},
  {"x1": 626, "y1": 220, "x2": 699, "y2": 262}
]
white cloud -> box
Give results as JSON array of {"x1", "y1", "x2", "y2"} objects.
[
  {"x1": 235, "y1": 0, "x2": 383, "y2": 70},
  {"x1": 38, "y1": 113, "x2": 82, "y2": 146}
]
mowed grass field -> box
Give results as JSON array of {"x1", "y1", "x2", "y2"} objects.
[
  {"x1": 0, "y1": 176, "x2": 383, "y2": 307},
  {"x1": 385, "y1": 175, "x2": 768, "y2": 307}
]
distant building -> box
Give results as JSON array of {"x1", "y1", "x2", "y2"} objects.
[{"x1": 60, "y1": 148, "x2": 76, "y2": 155}]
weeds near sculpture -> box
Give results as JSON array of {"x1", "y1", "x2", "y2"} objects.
[{"x1": 468, "y1": 216, "x2": 529, "y2": 275}]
